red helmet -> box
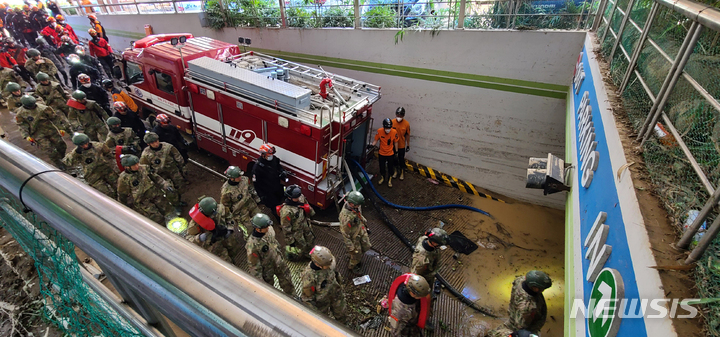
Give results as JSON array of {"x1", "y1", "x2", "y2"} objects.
[
  {"x1": 55, "y1": 14, "x2": 64, "y2": 21},
  {"x1": 156, "y1": 114, "x2": 170, "y2": 125},
  {"x1": 78, "y1": 74, "x2": 91, "y2": 84},
  {"x1": 259, "y1": 143, "x2": 276, "y2": 155},
  {"x1": 113, "y1": 101, "x2": 127, "y2": 111},
  {"x1": 88, "y1": 14, "x2": 96, "y2": 21},
  {"x1": 55, "y1": 25, "x2": 64, "y2": 33},
  {"x1": 46, "y1": 17, "x2": 55, "y2": 23},
  {"x1": 87, "y1": 28, "x2": 96, "y2": 36}
]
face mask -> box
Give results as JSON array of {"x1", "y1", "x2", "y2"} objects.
[
  {"x1": 396, "y1": 117, "x2": 403, "y2": 122},
  {"x1": 266, "y1": 155, "x2": 274, "y2": 161},
  {"x1": 82, "y1": 83, "x2": 91, "y2": 88},
  {"x1": 384, "y1": 128, "x2": 391, "y2": 134}
]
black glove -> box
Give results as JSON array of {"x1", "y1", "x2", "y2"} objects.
[
  {"x1": 75, "y1": 147, "x2": 83, "y2": 154},
  {"x1": 289, "y1": 242, "x2": 296, "y2": 247}
]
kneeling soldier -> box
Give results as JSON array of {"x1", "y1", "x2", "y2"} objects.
[
  {"x1": 62, "y1": 133, "x2": 118, "y2": 198},
  {"x1": 388, "y1": 273, "x2": 432, "y2": 336},
  {"x1": 186, "y1": 197, "x2": 242, "y2": 265},
  {"x1": 246, "y1": 213, "x2": 295, "y2": 294}
]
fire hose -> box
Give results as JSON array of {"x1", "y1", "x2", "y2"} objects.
[{"x1": 348, "y1": 159, "x2": 497, "y2": 317}]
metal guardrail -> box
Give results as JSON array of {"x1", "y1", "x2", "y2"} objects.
[{"x1": 0, "y1": 140, "x2": 357, "y2": 337}]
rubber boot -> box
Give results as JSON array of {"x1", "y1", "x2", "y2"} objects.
[
  {"x1": 378, "y1": 176, "x2": 384, "y2": 185},
  {"x1": 388, "y1": 177, "x2": 393, "y2": 188},
  {"x1": 399, "y1": 170, "x2": 404, "y2": 180}
]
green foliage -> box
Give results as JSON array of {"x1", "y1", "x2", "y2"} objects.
[
  {"x1": 322, "y1": 5, "x2": 354, "y2": 27},
  {"x1": 364, "y1": 5, "x2": 397, "y2": 28},
  {"x1": 203, "y1": 0, "x2": 281, "y2": 29},
  {"x1": 287, "y1": 6, "x2": 317, "y2": 27}
]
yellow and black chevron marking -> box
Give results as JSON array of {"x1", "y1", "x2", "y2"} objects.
[{"x1": 404, "y1": 160, "x2": 507, "y2": 203}]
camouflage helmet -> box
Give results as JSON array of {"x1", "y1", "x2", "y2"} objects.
[
  {"x1": 224, "y1": 166, "x2": 243, "y2": 179},
  {"x1": 406, "y1": 274, "x2": 430, "y2": 297},
  {"x1": 120, "y1": 154, "x2": 139, "y2": 167},
  {"x1": 143, "y1": 131, "x2": 159, "y2": 143},
  {"x1": 513, "y1": 330, "x2": 539, "y2": 337},
  {"x1": 426, "y1": 228, "x2": 449, "y2": 245},
  {"x1": 36, "y1": 71, "x2": 50, "y2": 82},
  {"x1": 71, "y1": 90, "x2": 86, "y2": 100},
  {"x1": 198, "y1": 197, "x2": 218, "y2": 216},
  {"x1": 106, "y1": 116, "x2": 122, "y2": 127},
  {"x1": 525, "y1": 270, "x2": 552, "y2": 290},
  {"x1": 310, "y1": 246, "x2": 334, "y2": 267},
  {"x1": 26, "y1": 48, "x2": 40, "y2": 57},
  {"x1": 251, "y1": 213, "x2": 273, "y2": 229},
  {"x1": 20, "y1": 95, "x2": 36, "y2": 108},
  {"x1": 71, "y1": 133, "x2": 90, "y2": 146},
  {"x1": 346, "y1": 191, "x2": 364, "y2": 205},
  {"x1": 5, "y1": 82, "x2": 20, "y2": 92},
  {"x1": 284, "y1": 184, "x2": 302, "y2": 199}
]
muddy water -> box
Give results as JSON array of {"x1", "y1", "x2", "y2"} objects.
[{"x1": 457, "y1": 193, "x2": 565, "y2": 337}]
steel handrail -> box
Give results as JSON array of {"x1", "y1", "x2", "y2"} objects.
[{"x1": 0, "y1": 140, "x2": 357, "y2": 337}]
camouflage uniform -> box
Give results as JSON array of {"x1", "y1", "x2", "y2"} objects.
[
  {"x1": 338, "y1": 202, "x2": 372, "y2": 269},
  {"x1": 62, "y1": 141, "x2": 118, "y2": 198},
  {"x1": 0, "y1": 68, "x2": 26, "y2": 93},
  {"x1": 67, "y1": 99, "x2": 109, "y2": 142},
  {"x1": 186, "y1": 204, "x2": 243, "y2": 265},
  {"x1": 35, "y1": 81, "x2": 69, "y2": 116},
  {"x1": 488, "y1": 276, "x2": 547, "y2": 336},
  {"x1": 6, "y1": 93, "x2": 24, "y2": 113},
  {"x1": 105, "y1": 127, "x2": 140, "y2": 152},
  {"x1": 300, "y1": 261, "x2": 347, "y2": 321},
  {"x1": 117, "y1": 164, "x2": 173, "y2": 224},
  {"x1": 220, "y1": 176, "x2": 261, "y2": 238},
  {"x1": 139, "y1": 142, "x2": 185, "y2": 206},
  {"x1": 246, "y1": 226, "x2": 294, "y2": 294},
  {"x1": 25, "y1": 57, "x2": 59, "y2": 78},
  {"x1": 389, "y1": 286, "x2": 422, "y2": 337},
  {"x1": 279, "y1": 196, "x2": 316, "y2": 260},
  {"x1": 410, "y1": 236, "x2": 441, "y2": 285},
  {"x1": 15, "y1": 103, "x2": 69, "y2": 168}
]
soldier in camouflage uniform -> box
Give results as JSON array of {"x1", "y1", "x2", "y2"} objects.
[
  {"x1": 338, "y1": 191, "x2": 372, "y2": 274},
  {"x1": 67, "y1": 90, "x2": 109, "y2": 142},
  {"x1": 5, "y1": 82, "x2": 33, "y2": 113},
  {"x1": 140, "y1": 132, "x2": 185, "y2": 206},
  {"x1": 278, "y1": 184, "x2": 315, "y2": 261},
  {"x1": 388, "y1": 274, "x2": 431, "y2": 336},
  {"x1": 62, "y1": 133, "x2": 118, "y2": 198},
  {"x1": 488, "y1": 270, "x2": 551, "y2": 337},
  {"x1": 300, "y1": 245, "x2": 346, "y2": 322},
  {"x1": 185, "y1": 197, "x2": 243, "y2": 265},
  {"x1": 117, "y1": 154, "x2": 175, "y2": 224},
  {"x1": 105, "y1": 117, "x2": 140, "y2": 155},
  {"x1": 25, "y1": 49, "x2": 59, "y2": 79},
  {"x1": 246, "y1": 213, "x2": 295, "y2": 294},
  {"x1": 411, "y1": 228, "x2": 448, "y2": 285},
  {"x1": 34, "y1": 72, "x2": 69, "y2": 117},
  {"x1": 14, "y1": 95, "x2": 69, "y2": 168},
  {"x1": 0, "y1": 66, "x2": 27, "y2": 97},
  {"x1": 220, "y1": 166, "x2": 261, "y2": 239}
]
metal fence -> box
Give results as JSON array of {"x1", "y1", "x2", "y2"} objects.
[
  {"x1": 595, "y1": 0, "x2": 720, "y2": 334},
  {"x1": 60, "y1": 0, "x2": 599, "y2": 30}
]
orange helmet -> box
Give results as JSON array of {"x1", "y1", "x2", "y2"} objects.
[
  {"x1": 87, "y1": 14, "x2": 96, "y2": 21},
  {"x1": 259, "y1": 143, "x2": 276, "y2": 155},
  {"x1": 22, "y1": 5, "x2": 28, "y2": 10},
  {"x1": 0, "y1": 4, "x2": 5, "y2": 9},
  {"x1": 55, "y1": 14, "x2": 64, "y2": 21},
  {"x1": 55, "y1": 25, "x2": 64, "y2": 33},
  {"x1": 46, "y1": 17, "x2": 55, "y2": 23},
  {"x1": 88, "y1": 28, "x2": 97, "y2": 36},
  {"x1": 31, "y1": 6, "x2": 37, "y2": 11},
  {"x1": 113, "y1": 102, "x2": 127, "y2": 111},
  {"x1": 156, "y1": 114, "x2": 170, "y2": 125},
  {"x1": 78, "y1": 74, "x2": 91, "y2": 84}
]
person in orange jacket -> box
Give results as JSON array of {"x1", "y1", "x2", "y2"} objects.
[
  {"x1": 87, "y1": 14, "x2": 108, "y2": 42},
  {"x1": 103, "y1": 79, "x2": 138, "y2": 113},
  {"x1": 56, "y1": 15, "x2": 79, "y2": 44}
]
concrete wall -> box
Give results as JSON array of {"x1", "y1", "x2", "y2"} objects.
[{"x1": 69, "y1": 14, "x2": 585, "y2": 208}]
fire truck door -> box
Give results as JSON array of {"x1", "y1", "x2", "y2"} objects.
[{"x1": 149, "y1": 69, "x2": 183, "y2": 116}]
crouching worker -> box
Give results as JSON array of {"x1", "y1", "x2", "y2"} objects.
[
  {"x1": 388, "y1": 273, "x2": 432, "y2": 336},
  {"x1": 185, "y1": 197, "x2": 242, "y2": 266}
]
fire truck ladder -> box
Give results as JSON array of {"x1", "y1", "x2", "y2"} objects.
[{"x1": 324, "y1": 101, "x2": 346, "y2": 213}]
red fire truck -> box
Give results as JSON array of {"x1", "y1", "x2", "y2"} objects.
[{"x1": 115, "y1": 34, "x2": 381, "y2": 209}]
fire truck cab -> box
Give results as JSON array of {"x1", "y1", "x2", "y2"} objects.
[{"x1": 116, "y1": 34, "x2": 381, "y2": 209}]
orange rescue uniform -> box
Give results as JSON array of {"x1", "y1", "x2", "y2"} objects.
[
  {"x1": 392, "y1": 119, "x2": 410, "y2": 149},
  {"x1": 374, "y1": 127, "x2": 398, "y2": 156}
]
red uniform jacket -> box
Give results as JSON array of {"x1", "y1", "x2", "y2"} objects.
[
  {"x1": 0, "y1": 52, "x2": 17, "y2": 68},
  {"x1": 7, "y1": 47, "x2": 27, "y2": 65},
  {"x1": 60, "y1": 23, "x2": 78, "y2": 44},
  {"x1": 88, "y1": 37, "x2": 112, "y2": 57},
  {"x1": 41, "y1": 25, "x2": 60, "y2": 46}
]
